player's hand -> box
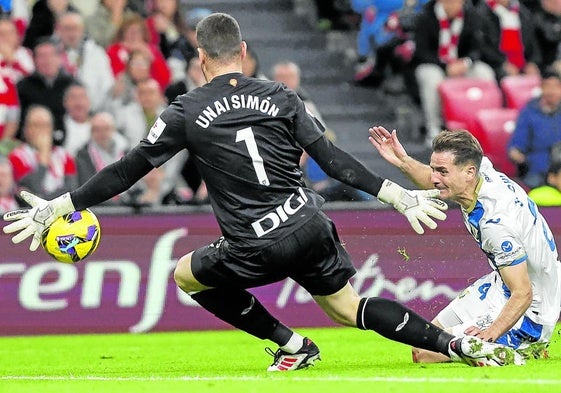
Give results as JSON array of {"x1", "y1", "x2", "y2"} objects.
[
  {"x1": 464, "y1": 325, "x2": 497, "y2": 343},
  {"x1": 368, "y1": 126, "x2": 409, "y2": 167},
  {"x1": 377, "y1": 179, "x2": 448, "y2": 234},
  {"x1": 2, "y1": 191, "x2": 75, "y2": 251}
]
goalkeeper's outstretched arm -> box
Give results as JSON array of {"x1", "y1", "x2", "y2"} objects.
[{"x1": 70, "y1": 146, "x2": 154, "y2": 210}]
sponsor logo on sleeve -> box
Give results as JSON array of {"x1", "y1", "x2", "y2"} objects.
[
  {"x1": 147, "y1": 117, "x2": 166, "y2": 144},
  {"x1": 501, "y1": 241, "x2": 513, "y2": 252}
]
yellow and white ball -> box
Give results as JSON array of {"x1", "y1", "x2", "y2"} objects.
[{"x1": 41, "y1": 209, "x2": 101, "y2": 263}]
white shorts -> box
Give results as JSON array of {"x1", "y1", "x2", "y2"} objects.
[{"x1": 435, "y1": 271, "x2": 553, "y2": 349}]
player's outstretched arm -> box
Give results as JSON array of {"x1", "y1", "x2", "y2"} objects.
[
  {"x1": 305, "y1": 135, "x2": 447, "y2": 234},
  {"x1": 368, "y1": 126, "x2": 434, "y2": 190},
  {"x1": 3, "y1": 191, "x2": 75, "y2": 251}
]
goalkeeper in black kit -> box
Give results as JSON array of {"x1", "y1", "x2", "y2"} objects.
[{"x1": 2, "y1": 13, "x2": 524, "y2": 370}]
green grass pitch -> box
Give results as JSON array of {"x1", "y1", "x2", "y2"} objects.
[{"x1": 1, "y1": 324, "x2": 560, "y2": 393}]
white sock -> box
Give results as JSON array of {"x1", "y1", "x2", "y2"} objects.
[{"x1": 280, "y1": 333, "x2": 305, "y2": 354}]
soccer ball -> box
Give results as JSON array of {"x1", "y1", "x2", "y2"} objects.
[{"x1": 41, "y1": 209, "x2": 101, "y2": 263}]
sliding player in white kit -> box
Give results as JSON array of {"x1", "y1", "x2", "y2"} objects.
[{"x1": 370, "y1": 127, "x2": 561, "y2": 362}]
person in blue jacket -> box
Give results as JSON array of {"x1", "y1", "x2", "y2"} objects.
[{"x1": 508, "y1": 68, "x2": 561, "y2": 188}]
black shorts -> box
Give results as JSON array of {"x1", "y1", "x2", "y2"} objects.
[{"x1": 190, "y1": 211, "x2": 356, "y2": 296}]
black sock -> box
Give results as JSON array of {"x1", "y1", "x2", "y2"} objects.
[
  {"x1": 356, "y1": 297, "x2": 454, "y2": 356},
  {"x1": 191, "y1": 288, "x2": 293, "y2": 346}
]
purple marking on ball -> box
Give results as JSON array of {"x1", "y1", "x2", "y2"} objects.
[
  {"x1": 70, "y1": 211, "x2": 82, "y2": 222},
  {"x1": 86, "y1": 225, "x2": 97, "y2": 241}
]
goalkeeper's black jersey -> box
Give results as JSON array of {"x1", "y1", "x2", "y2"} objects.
[{"x1": 136, "y1": 72, "x2": 326, "y2": 248}]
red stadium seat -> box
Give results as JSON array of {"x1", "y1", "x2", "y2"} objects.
[
  {"x1": 438, "y1": 78, "x2": 503, "y2": 132},
  {"x1": 473, "y1": 108, "x2": 519, "y2": 177},
  {"x1": 500, "y1": 74, "x2": 541, "y2": 110}
]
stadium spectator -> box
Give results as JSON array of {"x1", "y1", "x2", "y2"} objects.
[
  {"x1": 62, "y1": 83, "x2": 92, "y2": 157},
  {"x1": 85, "y1": 0, "x2": 136, "y2": 49},
  {"x1": 533, "y1": 0, "x2": 561, "y2": 72},
  {"x1": 351, "y1": 0, "x2": 428, "y2": 88},
  {"x1": 0, "y1": 0, "x2": 30, "y2": 40},
  {"x1": 75, "y1": 112, "x2": 128, "y2": 205},
  {"x1": 271, "y1": 60, "x2": 324, "y2": 125},
  {"x1": 16, "y1": 36, "x2": 77, "y2": 146},
  {"x1": 272, "y1": 60, "x2": 368, "y2": 202},
  {"x1": 106, "y1": 13, "x2": 171, "y2": 91},
  {"x1": 477, "y1": 0, "x2": 541, "y2": 81},
  {"x1": 370, "y1": 126, "x2": 560, "y2": 362},
  {"x1": 114, "y1": 78, "x2": 166, "y2": 147},
  {"x1": 242, "y1": 43, "x2": 267, "y2": 80},
  {"x1": 54, "y1": 11, "x2": 115, "y2": 112},
  {"x1": 2, "y1": 12, "x2": 523, "y2": 371},
  {"x1": 146, "y1": 0, "x2": 184, "y2": 59},
  {"x1": 146, "y1": 0, "x2": 191, "y2": 82},
  {"x1": 0, "y1": 156, "x2": 19, "y2": 215},
  {"x1": 164, "y1": 56, "x2": 205, "y2": 103},
  {"x1": 110, "y1": 49, "x2": 152, "y2": 110},
  {"x1": 0, "y1": 16, "x2": 34, "y2": 83},
  {"x1": 0, "y1": 74, "x2": 19, "y2": 143},
  {"x1": 528, "y1": 161, "x2": 561, "y2": 206},
  {"x1": 115, "y1": 77, "x2": 187, "y2": 204},
  {"x1": 412, "y1": 0, "x2": 495, "y2": 146},
  {"x1": 508, "y1": 68, "x2": 561, "y2": 188},
  {"x1": 22, "y1": 0, "x2": 76, "y2": 49},
  {"x1": 180, "y1": 7, "x2": 211, "y2": 63},
  {"x1": 8, "y1": 105, "x2": 77, "y2": 199}
]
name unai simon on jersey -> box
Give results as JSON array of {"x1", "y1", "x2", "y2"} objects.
[{"x1": 195, "y1": 94, "x2": 280, "y2": 128}]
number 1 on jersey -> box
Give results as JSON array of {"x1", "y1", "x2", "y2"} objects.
[{"x1": 236, "y1": 127, "x2": 270, "y2": 186}]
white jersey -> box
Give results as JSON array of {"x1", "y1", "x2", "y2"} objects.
[{"x1": 461, "y1": 157, "x2": 561, "y2": 327}]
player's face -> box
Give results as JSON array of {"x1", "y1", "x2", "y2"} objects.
[{"x1": 429, "y1": 151, "x2": 476, "y2": 201}]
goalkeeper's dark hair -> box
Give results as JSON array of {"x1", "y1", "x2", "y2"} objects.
[
  {"x1": 432, "y1": 129, "x2": 483, "y2": 171},
  {"x1": 196, "y1": 13, "x2": 242, "y2": 61}
]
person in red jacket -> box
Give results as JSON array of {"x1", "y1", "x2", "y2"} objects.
[
  {"x1": 8, "y1": 105, "x2": 77, "y2": 199},
  {"x1": 106, "y1": 13, "x2": 170, "y2": 91},
  {"x1": 0, "y1": 75, "x2": 19, "y2": 142}
]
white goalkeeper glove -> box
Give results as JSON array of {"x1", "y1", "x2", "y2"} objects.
[
  {"x1": 377, "y1": 179, "x2": 448, "y2": 234},
  {"x1": 2, "y1": 191, "x2": 75, "y2": 251}
]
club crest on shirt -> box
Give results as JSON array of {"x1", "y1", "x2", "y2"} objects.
[{"x1": 148, "y1": 117, "x2": 166, "y2": 144}]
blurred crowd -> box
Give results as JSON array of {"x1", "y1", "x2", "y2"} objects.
[
  {"x1": 0, "y1": 0, "x2": 220, "y2": 213},
  {"x1": 0, "y1": 0, "x2": 560, "y2": 214},
  {"x1": 318, "y1": 0, "x2": 561, "y2": 205}
]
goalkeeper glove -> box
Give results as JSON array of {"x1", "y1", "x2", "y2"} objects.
[
  {"x1": 2, "y1": 191, "x2": 75, "y2": 251},
  {"x1": 377, "y1": 179, "x2": 447, "y2": 234}
]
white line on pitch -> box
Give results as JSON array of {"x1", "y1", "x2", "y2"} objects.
[{"x1": 0, "y1": 376, "x2": 560, "y2": 384}]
